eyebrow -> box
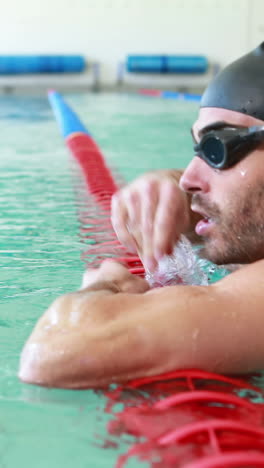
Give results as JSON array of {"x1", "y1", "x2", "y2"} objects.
[{"x1": 190, "y1": 121, "x2": 248, "y2": 142}]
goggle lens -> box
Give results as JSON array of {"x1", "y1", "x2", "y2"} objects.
[{"x1": 201, "y1": 137, "x2": 225, "y2": 166}]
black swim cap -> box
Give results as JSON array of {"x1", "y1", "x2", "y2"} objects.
[{"x1": 201, "y1": 43, "x2": 264, "y2": 121}]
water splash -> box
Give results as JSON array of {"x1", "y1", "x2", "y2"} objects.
[{"x1": 145, "y1": 235, "x2": 208, "y2": 287}]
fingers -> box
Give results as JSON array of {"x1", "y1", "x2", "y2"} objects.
[
  {"x1": 111, "y1": 192, "x2": 138, "y2": 253},
  {"x1": 81, "y1": 260, "x2": 128, "y2": 290},
  {"x1": 125, "y1": 189, "x2": 142, "y2": 253},
  {"x1": 111, "y1": 179, "x2": 160, "y2": 255},
  {"x1": 81, "y1": 268, "x2": 100, "y2": 289},
  {"x1": 140, "y1": 179, "x2": 159, "y2": 270},
  {"x1": 121, "y1": 276, "x2": 150, "y2": 294},
  {"x1": 81, "y1": 259, "x2": 150, "y2": 294},
  {"x1": 100, "y1": 259, "x2": 150, "y2": 294},
  {"x1": 111, "y1": 173, "x2": 188, "y2": 272},
  {"x1": 153, "y1": 180, "x2": 183, "y2": 262},
  {"x1": 99, "y1": 259, "x2": 129, "y2": 277}
]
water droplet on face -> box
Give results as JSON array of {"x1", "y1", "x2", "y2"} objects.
[
  {"x1": 240, "y1": 169, "x2": 247, "y2": 177},
  {"x1": 192, "y1": 328, "x2": 200, "y2": 340}
]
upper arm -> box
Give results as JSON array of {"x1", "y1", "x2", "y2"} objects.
[
  {"x1": 214, "y1": 259, "x2": 264, "y2": 307},
  {"x1": 18, "y1": 260, "x2": 264, "y2": 388}
]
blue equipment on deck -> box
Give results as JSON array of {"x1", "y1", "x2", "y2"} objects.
[
  {"x1": 0, "y1": 56, "x2": 86, "y2": 74},
  {"x1": 127, "y1": 55, "x2": 208, "y2": 74}
]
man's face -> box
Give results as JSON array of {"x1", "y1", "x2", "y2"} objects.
[{"x1": 180, "y1": 107, "x2": 264, "y2": 265}]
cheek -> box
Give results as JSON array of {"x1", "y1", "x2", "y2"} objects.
[
  {"x1": 207, "y1": 175, "x2": 233, "y2": 208},
  {"x1": 232, "y1": 151, "x2": 263, "y2": 188},
  {"x1": 210, "y1": 163, "x2": 257, "y2": 207},
  {"x1": 233, "y1": 161, "x2": 253, "y2": 184}
]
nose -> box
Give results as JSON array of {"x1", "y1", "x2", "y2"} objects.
[{"x1": 179, "y1": 156, "x2": 211, "y2": 194}]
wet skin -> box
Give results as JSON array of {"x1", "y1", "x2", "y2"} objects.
[{"x1": 19, "y1": 108, "x2": 264, "y2": 388}]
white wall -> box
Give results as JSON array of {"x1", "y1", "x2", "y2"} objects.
[{"x1": 0, "y1": 0, "x2": 262, "y2": 86}]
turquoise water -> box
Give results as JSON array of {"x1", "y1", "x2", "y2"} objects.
[{"x1": 1, "y1": 93, "x2": 263, "y2": 468}]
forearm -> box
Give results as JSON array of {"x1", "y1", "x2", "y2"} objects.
[
  {"x1": 20, "y1": 284, "x2": 217, "y2": 388},
  {"x1": 19, "y1": 263, "x2": 264, "y2": 389}
]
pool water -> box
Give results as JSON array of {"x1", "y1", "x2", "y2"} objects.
[{"x1": 1, "y1": 93, "x2": 263, "y2": 468}]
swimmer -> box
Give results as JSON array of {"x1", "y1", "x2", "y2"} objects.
[{"x1": 19, "y1": 43, "x2": 264, "y2": 388}]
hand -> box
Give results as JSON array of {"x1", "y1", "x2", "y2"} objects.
[
  {"x1": 111, "y1": 170, "x2": 190, "y2": 271},
  {"x1": 81, "y1": 260, "x2": 150, "y2": 294}
]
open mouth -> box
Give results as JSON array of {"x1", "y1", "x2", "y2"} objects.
[
  {"x1": 195, "y1": 216, "x2": 214, "y2": 236},
  {"x1": 191, "y1": 206, "x2": 214, "y2": 236}
]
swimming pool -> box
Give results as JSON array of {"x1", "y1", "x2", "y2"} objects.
[{"x1": 1, "y1": 93, "x2": 264, "y2": 468}]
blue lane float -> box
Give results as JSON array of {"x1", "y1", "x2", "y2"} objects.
[
  {"x1": 0, "y1": 55, "x2": 86, "y2": 74},
  {"x1": 48, "y1": 90, "x2": 90, "y2": 137},
  {"x1": 127, "y1": 55, "x2": 208, "y2": 74},
  {"x1": 138, "y1": 88, "x2": 201, "y2": 102},
  {"x1": 162, "y1": 90, "x2": 201, "y2": 101}
]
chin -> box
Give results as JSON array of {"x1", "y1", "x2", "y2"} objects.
[{"x1": 198, "y1": 240, "x2": 232, "y2": 265}]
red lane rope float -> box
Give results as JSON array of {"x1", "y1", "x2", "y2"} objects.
[
  {"x1": 68, "y1": 133, "x2": 144, "y2": 272},
  {"x1": 108, "y1": 368, "x2": 264, "y2": 467},
  {"x1": 48, "y1": 91, "x2": 264, "y2": 468},
  {"x1": 138, "y1": 88, "x2": 163, "y2": 97},
  {"x1": 67, "y1": 133, "x2": 136, "y2": 268},
  {"x1": 126, "y1": 368, "x2": 260, "y2": 391},
  {"x1": 158, "y1": 420, "x2": 264, "y2": 445},
  {"x1": 48, "y1": 90, "x2": 144, "y2": 274},
  {"x1": 154, "y1": 391, "x2": 255, "y2": 411},
  {"x1": 67, "y1": 133, "x2": 119, "y2": 204},
  {"x1": 184, "y1": 453, "x2": 264, "y2": 468}
]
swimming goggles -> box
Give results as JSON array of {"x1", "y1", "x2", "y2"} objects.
[{"x1": 194, "y1": 125, "x2": 264, "y2": 169}]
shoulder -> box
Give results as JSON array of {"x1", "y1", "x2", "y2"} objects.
[{"x1": 214, "y1": 259, "x2": 264, "y2": 301}]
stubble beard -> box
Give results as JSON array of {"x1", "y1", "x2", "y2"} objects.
[{"x1": 193, "y1": 186, "x2": 264, "y2": 265}]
